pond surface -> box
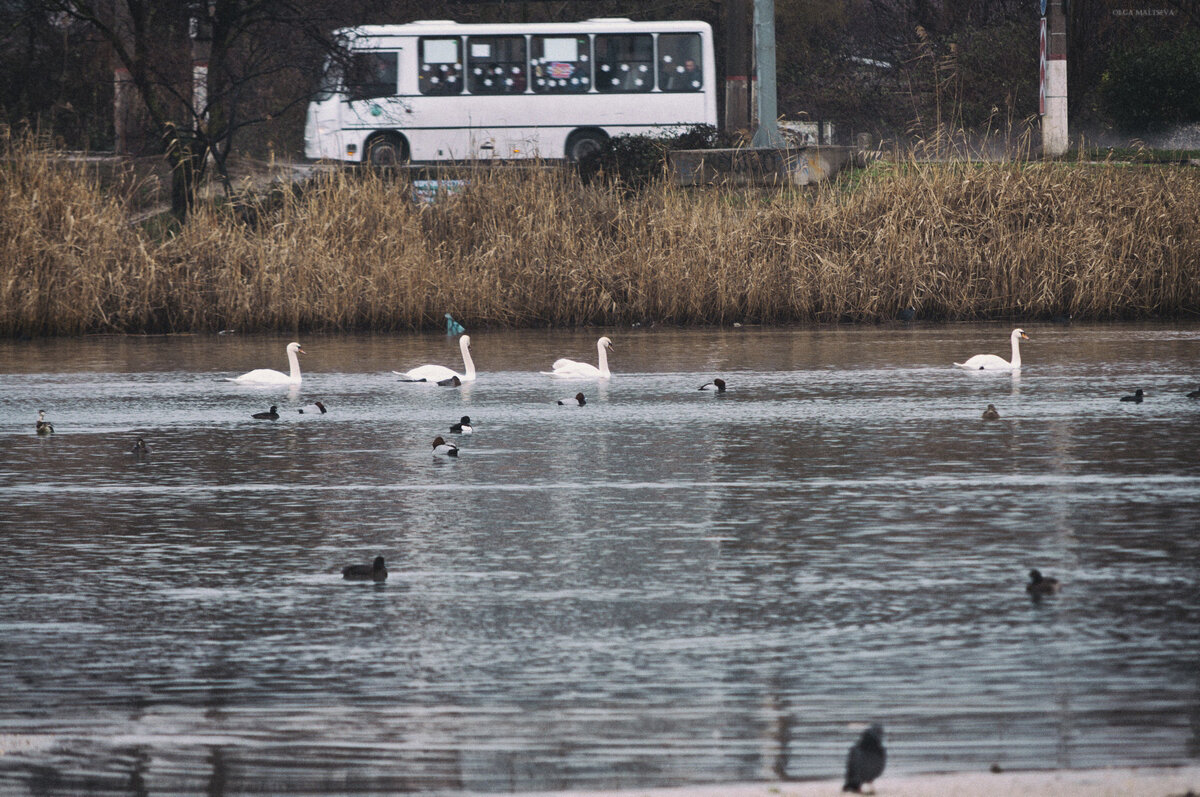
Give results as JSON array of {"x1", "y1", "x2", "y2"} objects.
[{"x1": 1, "y1": 324, "x2": 1198, "y2": 796}]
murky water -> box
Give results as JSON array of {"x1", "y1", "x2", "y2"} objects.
[{"x1": 1, "y1": 324, "x2": 1198, "y2": 796}]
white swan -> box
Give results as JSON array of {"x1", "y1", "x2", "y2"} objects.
[
  {"x1": 395, "y1": 335, "x2": 476, "y2": 383},
  {"x1": 233, "y1": 342, "x2": 304, "y2": 384},
  {"x1": 954, "y1": 329, "x2": 1029, "y2": 370},
  {"x1": 543, "y1": 336, "x2": 613, "y2": 378}
]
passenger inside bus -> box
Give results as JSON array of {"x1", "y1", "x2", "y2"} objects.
[{"x1": 662, "y1": 58, "x2": 700, "y2": 91}]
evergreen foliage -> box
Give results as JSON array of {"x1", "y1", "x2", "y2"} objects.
[
  {"x1": 577, "y1": 125, "x2": 740, "y2": 189},
  {"x1": 1100, "y1": 32, "x2": 1200, "y2": 131}
]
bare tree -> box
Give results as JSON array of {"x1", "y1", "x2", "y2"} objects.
[{"x1": 47, "y1": 0, "x2": 340, "y2": 221}]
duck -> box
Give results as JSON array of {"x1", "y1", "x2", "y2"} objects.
[
  {"x1": 130, "y1": 437, "x2": 148, "y2": 455},
  {"x1": 450, "y1": 416, "x2": 473, "y2": 434},
  {"x1": 843, "y1": 724, "x2": 887, "y2": 794},
  {"x1": 343, "y1": 556, "x2": 388, "y2": 581},
  {"x1": 1120, "y1": 389, "x2": 1144, "y2": 403},
  {"x1": 232, "y1": 342, "x2": 304, "y2": 385},
  {"x1": 432, "y1": 436, "x2": 459, "y2": 457},
  {"x1": 35, "y1": 410, "x2": 54, "y2": 435},
  {"x1": 251, "y1": 405, "x2": 280, "y2": 420},
  {"x1": 557, "y1": 392, "x2": 586, "y2": 406},
  {"x1": 954, "y1": 329, "x2": 1029, "y2": 370},
  {"x1": 1188, "y1": 387, "x2": 1200, "y2": 399},
  {"x1": 396, "y1": 335, "x2": 476, "y2": 383},
  {"x1": 1026, "y1": 569, "x2": 1062, "y2": 596},
  {"x1": 544, "y1": 336, "x2": 613, "y2": 378},
  {"x1": 698, "y1": 378, "x2": 726, "y2": 393},
  {"x1": 981, "y1": 404, "x2": 1000, "y2": 420},
  {"x1": 298, "y1": 401, "x2": 327, "y2": 414}
]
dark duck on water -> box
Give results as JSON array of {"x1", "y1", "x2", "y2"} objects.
[{"x1": 343, "y1": 556, "x2": 387, "y2": 581}]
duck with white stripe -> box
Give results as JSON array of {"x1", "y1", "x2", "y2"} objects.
[
  {"x1": 698, "y1": 378, "x2": 726, "y2": 393},
  {"x1": 557, "y1": 392, "x2": 586, "y2": 406},
  {"x1": 35, "y1": 410, "x2": 54, "y2": 435},
  {"x1": 450, "y1": 416, "x2": 473, "y2": 434},
  {"x1": 432, "y1": 436, "x2": 459, "y2": 457}
]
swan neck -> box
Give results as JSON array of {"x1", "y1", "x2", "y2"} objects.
[
  {"x1": 597, "y1": 340, "x2": 610, "y2": 377},
  {"x1": 288, "y1": 349, "x2": 302, "y2": 381},
  {"x1": 460, "y1": 337, "x2": 476, "y2": 380},
  {"x1": 1010, "y1": 334, "x2": 1022, "y2": 368}
]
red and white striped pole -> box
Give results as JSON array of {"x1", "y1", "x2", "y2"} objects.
[{"x1": 1041, "y1": 0, "x2": 1068, "y2": 156}]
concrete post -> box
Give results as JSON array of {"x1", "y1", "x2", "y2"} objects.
[
  {"x1": 750, "y1": 0, "x2": 785, "y2": 148},
  {"x1": 190, "y1": 3, "x2": 211, "y2": 124},
  {"x1": 1042, "y1": 0, "x2": 1068, "y2": 156}
]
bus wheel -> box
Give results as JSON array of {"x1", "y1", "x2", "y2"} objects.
[
  {"x1": 566, "y1": 130, "x2": 607, "y2": 163},
  {"x1": 365, "y1": 134, "x2": 408, "y2": 170}
]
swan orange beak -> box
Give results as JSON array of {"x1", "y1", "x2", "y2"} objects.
[
  {"x1": 1020, "y1": 333, "x2": 1030, "y2": 340},
  {"x1": 297, "y1": 347, "x2": 306, "y2": 354}
]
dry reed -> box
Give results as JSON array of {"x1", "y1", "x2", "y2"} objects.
[{"x1": 3, "y1": 130, "x2": 1198, "y2": 336}]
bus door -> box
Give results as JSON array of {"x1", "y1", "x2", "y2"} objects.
[
  {"x1": 306, "y1": 53, "x2": 355, "y2": 160},
  {"x1": 342, "y1": 49, "x2": 407, "y2": 156}
]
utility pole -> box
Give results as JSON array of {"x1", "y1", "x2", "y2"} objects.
[
  {"x1": 1041, "y1": 0, "x2": 1068, "y2": 156},
  {"x1": 750, "y1": 0, "x2": 784, "y2": 148},
  {"x1": 190, "y1": 3, "x2": 212, "y2": 126}
]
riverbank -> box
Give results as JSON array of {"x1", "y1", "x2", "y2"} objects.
[
  {"x1": 3, "y1": 131, "x2": 1199, "y2": 336},
  {"x1": 507, "y1": 766, "x2": 1200, "y2": 797}
]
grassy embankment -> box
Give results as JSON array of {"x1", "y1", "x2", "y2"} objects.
[{"x1": 2, "y1": 131, "x2": 1198, "y2": 336}]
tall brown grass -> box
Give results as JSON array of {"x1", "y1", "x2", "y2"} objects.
[{"x1": 3, "y1": 129, "x2": 1198, "y2": 336}]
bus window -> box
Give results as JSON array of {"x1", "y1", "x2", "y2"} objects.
[
  {"x1": 658, "y1": 33, "x2": 703, "y2": 92},
  {"x1": 467, "y1": 36, "x2": 527, "y2": 95},
  {"x1": 595, "y1": 34, "x2": 653, "y2": 93},
  {"x1": 419, "y1": 37, "x2": 463, "y2": 95},
  {"x1": 314, "y1": 55, "x2": 344, "y2": 102},
  {"x1": 347, "y1": 51, "x2": 397, "y2": 101},
  {"x1": 531, "y1": 35, "x2": 589, "y2": 93}
]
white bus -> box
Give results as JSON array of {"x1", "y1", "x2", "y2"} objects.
[{"x1": 304, "y1": 18, "x2": 716, "y2": 165}]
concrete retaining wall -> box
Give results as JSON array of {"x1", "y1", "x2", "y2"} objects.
[{"x1": 668, "y1": 145, "x2": 867, "y2": 187}]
